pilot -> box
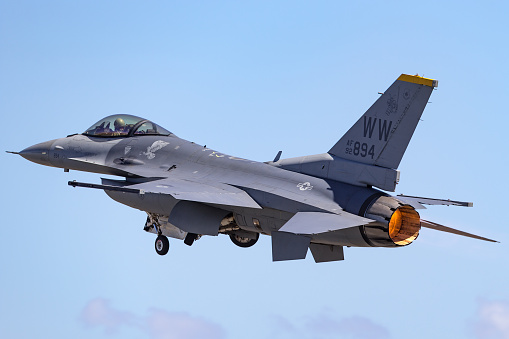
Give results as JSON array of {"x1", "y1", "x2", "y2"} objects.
[{"x1": 114, "y1": 118, "x2": 128, "y2": 135}]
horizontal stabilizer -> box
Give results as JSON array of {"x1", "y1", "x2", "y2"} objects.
[
  {"x1": 271, "y1": 231, "x2": 310, "y2": 261},
  {"x1": 421, "y1": 219, "x2": 498, "y2": 243},
  {"x1": 398, "y1": 194, "x2": 473, "y2": 209},
  {"x1": 278, "y1": 211, "x2": 374, "y2": 235}
]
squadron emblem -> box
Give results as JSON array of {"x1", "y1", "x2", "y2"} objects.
[
  {"x1": 297, "y1": 182, "x2": 313, "y2": 191},
  {"x1": 143, "y1": 140, "x2": 169, "y2": 159}
]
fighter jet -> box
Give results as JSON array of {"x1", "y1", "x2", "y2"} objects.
[{"x1": 9, "y1": 74, "x2": 497, "y2": 262}]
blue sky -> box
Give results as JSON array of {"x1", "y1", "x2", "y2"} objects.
[{"x1": 1, "y1": 1, "x2": 508, "y2": 338}]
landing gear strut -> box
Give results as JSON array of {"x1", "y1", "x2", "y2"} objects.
[{"x1": 155, "y1": 235, "x2": 169, "y2": 255}]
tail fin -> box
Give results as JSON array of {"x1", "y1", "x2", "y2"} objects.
[{"x1": 329, "y1": 74, "x2": 438, "y2": 169}]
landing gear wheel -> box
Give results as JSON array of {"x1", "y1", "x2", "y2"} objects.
[
  {"x1": 155, "y1": 235, "x2": 169, "y2": 255},
  {"x1": 229, "y1": 233, "x2": 259, "y2": 248}
]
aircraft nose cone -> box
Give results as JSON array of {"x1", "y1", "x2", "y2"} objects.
[{"x1": 19, "y1": 140, "x2": 54, "y2": 166}]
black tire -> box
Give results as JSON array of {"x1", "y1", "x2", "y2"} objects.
[
  {"x1": 229, "y1": 232, "x2": 259, "y2": 248},
  {"x1": 155, "y1": 235, "x2": 169, "y2": 255}
]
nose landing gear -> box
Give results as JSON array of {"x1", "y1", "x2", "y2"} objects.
[{"x1": 155, "y1": 235, "x2": 169, "y2": 255}]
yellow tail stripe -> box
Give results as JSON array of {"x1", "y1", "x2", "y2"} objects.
[{"x1": 397, "y1": 74, "x2": 438, "y2": 88}]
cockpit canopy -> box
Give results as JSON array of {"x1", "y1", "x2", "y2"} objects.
[{"x1": 83, "y1": 114, "x2": 172, "y2": 137}]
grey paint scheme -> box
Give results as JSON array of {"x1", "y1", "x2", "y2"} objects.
[
  {"x1": 330, "y1": 78, "x2": 434, "y2": 169},
  {"x1": 270, "y1": 78, "x2": 435, "y2": 191},
  {"x1": 15, "y1": 75, "x2": 497, "y2": 263},
  {"x1": 309, "y1": 243, "x2": 345, "y2": 263},
  {"x1": 270, "y1": 153, "x2": 400, "y2": 192},
  {"x1": 272, "y1": 232, "x2": 311, "y2": 261}
]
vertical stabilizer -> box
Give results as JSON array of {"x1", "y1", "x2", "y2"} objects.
[{"x1": 329, "y1": 74, "x2": 438, "y2": 169}]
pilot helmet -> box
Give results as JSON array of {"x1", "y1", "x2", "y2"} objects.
[{"x1": 114, "y1": 118, "x2": 126, "y2": 130}]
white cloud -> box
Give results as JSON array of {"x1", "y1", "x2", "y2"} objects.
[
  {"x1": 144, "y1": 308, "x2": 225, "y2": 339},
  {"x1": 80, "y1": 298, "x2": 136, "y2": 334},
  {"x1": 80, "y1": 298, "x2": 225, "y2": 339},
  {"x1": 474, "y1": 299, "x2": 509, "y2": 339},
  {"x1": 269, "y1": 312, "x2": 390, "y2": 339},
  {"x1": 306, "y1": 314, "x2": 391, "y2": 339},
  {"x1": 268, "y1": 314, "x2": 298, "y2": 339}
]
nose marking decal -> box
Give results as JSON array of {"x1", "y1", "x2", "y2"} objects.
[
  {"x1": 143, "y1": 140, "x2": 169, "y2": 159},
  {"x1": 297, "y1": 182, "x2": 313, "y2": 191}
]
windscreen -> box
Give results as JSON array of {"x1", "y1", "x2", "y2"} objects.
[{"x1": 83, "y1": 114, "x2": 171, "y2": 137}]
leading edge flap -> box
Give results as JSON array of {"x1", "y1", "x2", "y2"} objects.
[{"x1": 102, "y1": 177, "x2": 262, "y2": 209}]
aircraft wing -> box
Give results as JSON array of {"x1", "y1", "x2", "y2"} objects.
[
  {"x1": 128, "y1": 178, "x2": 262, "y2": 209},
  {"x1": 397, "y1": 194, "x2": 473, "y2": 209},
  {"x1": 70, "y1": 177, "x2": 262, "y2": 209},
  {"x1": 278, "y1": 211, "x2": 375, "y2": 235}
]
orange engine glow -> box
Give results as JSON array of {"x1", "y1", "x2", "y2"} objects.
[{"x1": 388, "y1": 205, "x2": 421, "y2": 245}]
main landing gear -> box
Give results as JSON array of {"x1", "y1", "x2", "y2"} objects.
[{"x1": 229, "y1": 232, "x2": 259, "y2": 248}]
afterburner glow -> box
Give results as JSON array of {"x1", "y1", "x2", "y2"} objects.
[{"x1": 389, "y1": 205, "x2": 421, "y2": 245}]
